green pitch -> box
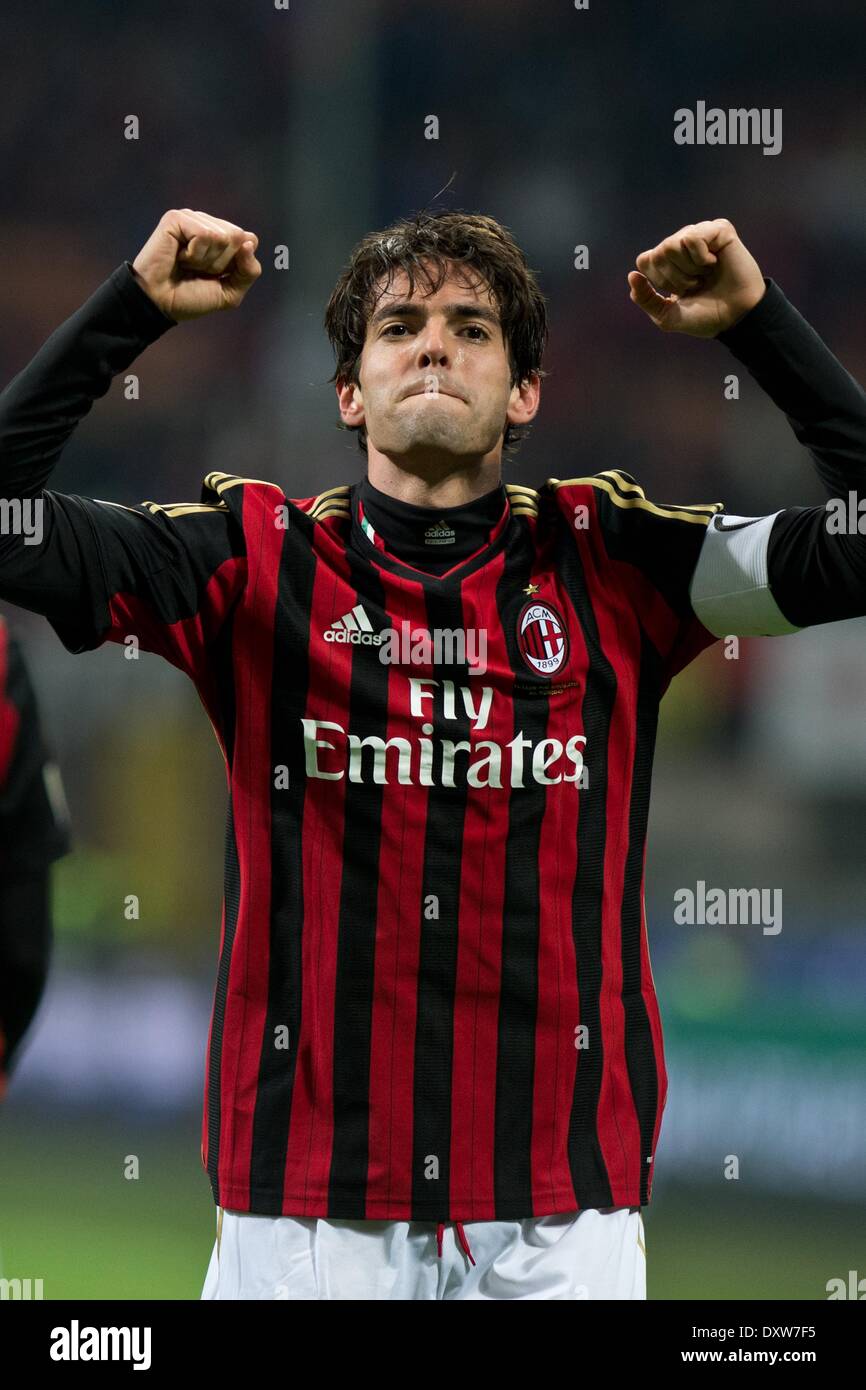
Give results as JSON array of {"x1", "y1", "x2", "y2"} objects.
[{"x1": 0, "y1": 1116, "x2": 863, "y2": 1300}]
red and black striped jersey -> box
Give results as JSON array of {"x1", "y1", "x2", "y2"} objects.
[
  {"x1": 12, "y1": 462, "x2": 726, "y2": 1218},
  {"x1": 3, "y1": 260, "x2": 866, "y2": 1218}
]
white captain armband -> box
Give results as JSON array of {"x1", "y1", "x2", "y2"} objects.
[{"x1": 688, "y1": 511, "x2": 802, "y2": 637}]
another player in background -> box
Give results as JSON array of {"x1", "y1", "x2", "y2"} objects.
[{"x1": 0, "y1": 617, "x2": 71, "y2": 1097}]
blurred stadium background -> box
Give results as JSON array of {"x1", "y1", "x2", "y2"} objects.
[{"x1": 1, "y1": 0, "x2": 865, "y2": 1299}]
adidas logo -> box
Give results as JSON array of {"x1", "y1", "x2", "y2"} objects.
[
  {"x1": 424, "y1": 520, "x2": 456, "y2": 546},
  {"x1": 325, "y1": 604, "x2": 385, "y2": 645}
]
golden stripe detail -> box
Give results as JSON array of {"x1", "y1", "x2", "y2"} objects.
[
  {"x1": 204, "y1": 472, "x2": 284, "y2": 494},
  {"x1": 91, "y1": 500, "x2": 151, "y2": 516},
  {"x1": 142, "y1": 502, "x2": 230, "y2": 518},
  {"x1": 312, "y1": 484, "x2": 352, "y2": 504},
  {"x1": 314, "y1": 503, "x2": 352, "y2": 521},
  {"x1": 590, "y1": 467, "x2": 721, "y2": 515},
  {"x1": 311, "y1": 497, "x2": 351, "y2": 518},
  {"x1": 547, "y1": 474, "x2": 723, "y2": 525},
  {"x1": 604, "y1": 466, "x2": 720, "y2": 515}
]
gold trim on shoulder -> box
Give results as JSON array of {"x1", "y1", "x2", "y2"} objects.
[
  {"x1": 311, "y1": 484, "x2": 352, "y2": 520},
  {"x1": 141, "y1": 501, "x2": 230, "y2": 518},
  {"x1": 546, "y1": 471, "x2": 723, "y2": 525},
  {"x1": 505, "y1": 482, "x2": 539, "y2": 518},
  {"x1": 313, "y1": 502, "x2": 352, "y2": 521},
  {"x1": 203, "y1": 471, "x2": 285, "y2": 494}
]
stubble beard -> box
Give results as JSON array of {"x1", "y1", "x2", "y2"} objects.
[{"x1": 382, "y1": 397, "x2": 490, "y2": 465}]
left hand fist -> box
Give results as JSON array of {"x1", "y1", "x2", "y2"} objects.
[{"x1": 627, "y1": 219, "x2": 765, "y2": 337}]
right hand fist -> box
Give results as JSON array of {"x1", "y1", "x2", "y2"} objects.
[{"x1": 131, "y1": 209, "x2": 262, "y2": 321}]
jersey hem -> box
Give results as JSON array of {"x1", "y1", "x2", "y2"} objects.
[{"x1": 210, "y1": 1182, "x2": 649, "y2": 1220}]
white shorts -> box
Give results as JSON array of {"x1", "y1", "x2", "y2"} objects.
[{"x1": 200, "y1": 1206, "x2": 646, "y2": 1301}]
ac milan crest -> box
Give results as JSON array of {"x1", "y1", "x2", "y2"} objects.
[{"x1": 516, "y1": 598, "x2": 569, "y2": 676}]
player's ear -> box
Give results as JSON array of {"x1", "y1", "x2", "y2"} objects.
[
  {"x1": 336, "y1": 376, "x2": 364, "y2": 427},
  {"x1": 506, "y1": 372, "x2": 541, "y2": 427}
]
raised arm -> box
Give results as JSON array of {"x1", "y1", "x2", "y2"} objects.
[
  {"x1": 628, "y1": 218, "x2": 866, "y2": 636},
  {"x1": 0, "y1": 211, "x2": 261, "y2": 664}
]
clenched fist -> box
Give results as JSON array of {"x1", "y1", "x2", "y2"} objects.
[
  {"x1": 627, "y1": 218, "x2": 765, "y2": 337},
  {"x1": 131, "y1": 209, "x2": 262, "y2": 322}
]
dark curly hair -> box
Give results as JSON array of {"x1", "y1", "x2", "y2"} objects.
[{"x1": 324, "y1": 210, "x2": 549, "y2": 456}]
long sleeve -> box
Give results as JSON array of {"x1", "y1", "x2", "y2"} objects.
[
  {"x1": 0, "y1": 261, "x2": 178, "y2": 501},
  {"x1": 688, "y1": 278, "x2": 866, "y2": 635},
  {"x1": 0, "y1": 264, "x2": 247, "y2": 669},
  {"x1": 715, "y1": 277, "x2": 866, "y2": 499}
]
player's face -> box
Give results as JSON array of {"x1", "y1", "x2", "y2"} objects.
[{"x1": 337, "y1": 262, "x2": 539, "y2": 471}]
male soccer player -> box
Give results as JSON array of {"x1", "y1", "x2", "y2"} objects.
[
  {"x1": 0, "y1": 618, "x2": 71, "y2": 1097},
  {"x1": 0, "y1": 209, "x2": 864, "y2": 1300}
]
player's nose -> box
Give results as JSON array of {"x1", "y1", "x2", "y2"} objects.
[{"x1": 414, "y1": 321, "x2": 449, "y2": 364}]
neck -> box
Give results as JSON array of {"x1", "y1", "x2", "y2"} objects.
[{"x1": 364, "y1": 454, "x2": 502, "y2": 509}]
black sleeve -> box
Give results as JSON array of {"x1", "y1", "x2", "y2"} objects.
[
  {"x1": 0, "y1": 631, "x2": 71, "y2": 872},
  {"x1": 716, "y1": 279, "x2": 866, "y2": 628},
  {"x1": 0, "y1": 263, "x2": 247, "y2": 672}
]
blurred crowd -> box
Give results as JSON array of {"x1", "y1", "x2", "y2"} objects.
[{"x1": 0, "y1": 0, "x2": 864, "y2": 1081}]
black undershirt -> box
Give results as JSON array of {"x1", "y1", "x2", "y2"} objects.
[{"x1": 357, "y1": 475, "x2": 507, "y2": 575}]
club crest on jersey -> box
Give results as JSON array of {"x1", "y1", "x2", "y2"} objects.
[{"x1": 516, "y1": 599, "x2": 569, "y2": 677}]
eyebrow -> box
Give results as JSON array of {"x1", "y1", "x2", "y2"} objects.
[{"x1": 369, "y1": 301, "x2": 501, "y2": 329}]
